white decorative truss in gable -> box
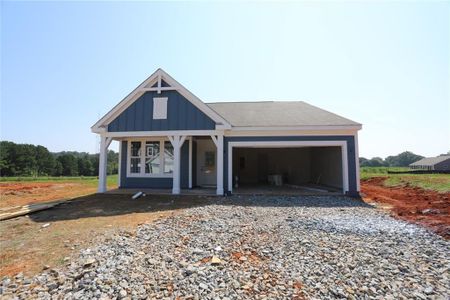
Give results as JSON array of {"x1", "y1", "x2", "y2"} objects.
[{"x1": 91, "y1": 68, "x2": 231, "y2": 133}]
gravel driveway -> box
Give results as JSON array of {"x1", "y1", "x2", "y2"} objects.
[{"x1": 2, "y1": 196, "x2": 449, "y2": 299}]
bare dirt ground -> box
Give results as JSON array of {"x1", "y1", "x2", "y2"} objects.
[
  {"x1": 361, "y1": 177, "x2": 450, "y2": 239},
  {"x1": 0, "y1": 194, "x2": 213, "y2": 277},
  {"x1": 0, "y1": 182, "x2": 98, "y2": 209}
]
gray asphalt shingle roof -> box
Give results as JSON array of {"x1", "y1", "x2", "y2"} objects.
[
  {"x1": 206, "y1": 101, "x2": 360, "y2": 127},
  {"x1": 409, "y1": 156, "x2": 450, "y2": 167}
]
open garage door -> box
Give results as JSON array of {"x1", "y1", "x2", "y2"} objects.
[{"x1": 227, "y1": 141, "x2": 349, "y2": 194}]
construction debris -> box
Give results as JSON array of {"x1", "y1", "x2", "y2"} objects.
[
  {"x1": 131, "y1": 191, "x2": 146, "y2": 200},
  {"x1": 0, "y1": 200, "x2": 65, "y2": 221}
]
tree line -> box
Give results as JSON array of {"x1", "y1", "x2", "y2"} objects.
[
  {"x1": 0, "y1": 141, "x2": 118, "y2": 177},
  {"x1": 359, "y1": 151, "x2": 425, "y2": 167}
]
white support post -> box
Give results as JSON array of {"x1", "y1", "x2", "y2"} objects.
[
  {"x1": 169, "y1": 135, "x2": 187, "y2": 194},
  {"x1": 354, "y1": 133, "x2": 360, "y2": 192},
  {"x1": 98, "y1": 136, "x2": 112, "y2": 193},
  {"x1": 188, "y1": 137, "x2": 193, "y2": 189},
  {"x1": 211, "y1": 134, "x2": 224, "y2": 195},
  {"x1": 216, "y1": 134, "x2": 224, "y2": 195}
]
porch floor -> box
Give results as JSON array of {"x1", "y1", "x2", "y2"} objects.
[{"x1": 106, "y1": 187, "x2": 217, "y2": 196}]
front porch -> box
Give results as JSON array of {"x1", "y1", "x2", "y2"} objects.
[{"x1": 97, "y1": 131, "x2": 224, "y2": 195}]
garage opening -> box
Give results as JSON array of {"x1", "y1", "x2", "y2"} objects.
[{"x1": 232, "y1": 146, "x2": 344, "y2": 194}]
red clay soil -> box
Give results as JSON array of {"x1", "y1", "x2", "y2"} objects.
[{"x1": 361, "y1": 177, "x2": 450, "y2": 239}]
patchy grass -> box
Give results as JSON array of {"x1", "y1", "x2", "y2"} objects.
[
  {"x1": 361, "y1": 167, "x2": 450, "y2": 193},
  {"x1": 360, "y1": 167, "x2": 409, "y2": 179},
  {"x1": 384, "y1": 174, "x2": 450, "y2": 193}
]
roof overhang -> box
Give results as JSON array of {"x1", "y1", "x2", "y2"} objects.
[{"x1": 229, "y1": 125, "x2": 362, "y2": 131}]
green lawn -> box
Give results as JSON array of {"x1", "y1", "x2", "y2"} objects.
[
  {"x1": 0, "y1": 174, "x2": 119, "y2": 186},
  {"x1": 361, "y1": 167, "x2": 450, "y2": 193}
]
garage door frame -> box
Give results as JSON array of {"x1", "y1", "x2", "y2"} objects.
[{"x1": 227, "y1": 140, "x2": 348, "y2": 194}]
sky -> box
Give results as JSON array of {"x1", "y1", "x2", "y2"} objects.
[{"x1": 1, "y1": 1, "x2": 449, "y2": 158}]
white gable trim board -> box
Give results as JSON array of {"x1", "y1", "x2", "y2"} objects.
[{"x1": 93, "y1": 69, "x2": 362, "y2": 196}]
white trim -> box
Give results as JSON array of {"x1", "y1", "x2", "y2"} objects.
[
  {"x1": 354, "y1": 132, "x2": 361, "y2": 192},
  {"x1": 91, "y1": 68, "x2": 231, "y2": 133},
  {"x1": 188, "y1": 137, "x2": 193, "y2": 189},
  {"x1": 230, "y1": 125, "x2": 362, "y2": 131},
  {"x1": 216, "y1": 134, "x2": 224, "y2": 195},
  {"x1": 169, "y1": 135, "x2": 187, "y2": 194},
  {"x1": 227, "y1": 140, "x2": 349, "y2": 194},
  {"x1": 97, "y1": 135, "x2": 110, "y2": 193},
  {"x1": 118, "y1": 141, "x2": 122, "y2": 188},
  {"x1": 104, "y1": 130, "x2": 219, "y2": 138},
  {"x1": 223, "y1": 129, "x2": 359, "y2": 137},
  {"x1": 126, "y1": 138, "x2": 174, "y2": 178},
  {"x1": 104, "y1": 129, "x2": 360, "y2": 139},
  {"x1": 142, "y1": 87, "x2": 179, "y2": 92},
  {"x1": 210, "y1": 135, "x2": 218, "y2": 147}
]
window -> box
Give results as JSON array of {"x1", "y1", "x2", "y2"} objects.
[
  {"x1": 145, "y1": 142, "x2": 160, "y2": 174},
  {"x1": 205, "y1": 151, "x2": 215, "y2": 167},
  {"x1": 130, "y1": 142, "x2": 141, "y2": 174},
  {"x1": 164, "y1": 141, "x2": 174, "y2": 173},
  {"x1": 127, "y1": 139, "x2": 174, "y2": 177},
  {"x1": 153, "y1": 97, "x2": 168, "y2": 119}
]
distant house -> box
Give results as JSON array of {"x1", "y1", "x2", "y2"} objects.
[
  {"x1": 409, "y1": 155, "x2": 450, "y2": 171},
  {"x1": 91, "y1": 69, "x2": 362, "y2": 196}
]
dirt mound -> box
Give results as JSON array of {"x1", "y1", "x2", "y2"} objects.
[{"x1": 361, "y1": 177, "x2": 450, "y2": 239}]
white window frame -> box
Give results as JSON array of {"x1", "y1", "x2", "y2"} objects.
[{"x1": 126, "y1": 138, "x2": 173, "y2": 178}]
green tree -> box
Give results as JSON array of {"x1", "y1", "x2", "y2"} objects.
[
  {"x1": 367, "y1": 157, "x2": 386, "y2": 167},
  {"x1": 385, "y1": 151, "x2": 424, "y2": 167},
  {"x1": 13, "y1": 144, "x2": 37, "y2": 176},
  {"x1": 35, "y1": 145, "x2": 55, "y2": 176},
  {"x1": 57, "y1": 154, "x2": 78, "y2": 176},
  {"x1": 0, "y1": 141, "x2": 15, "y2": 176},
  {"x1": 53, "y1": 160, "x2": 63, "y2": 176}
]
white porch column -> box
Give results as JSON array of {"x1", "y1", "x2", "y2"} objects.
[
  {"x1": 211, "y1": 133, "x2": 224, "y2": 195},
  {"x1": 98, "y1": 135, "x2": 112, "y2": 193},
  {"x1": 169, "y1": 135, "x2": 187, "y2": 194}
]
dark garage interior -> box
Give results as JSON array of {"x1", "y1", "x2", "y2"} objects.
[{"x1": 232, "y1": 146, "x2": 343, "y2": 193}]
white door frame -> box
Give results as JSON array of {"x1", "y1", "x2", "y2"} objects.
[{"x1": 227, "y1": 140, "x2": 349, "y2": 194}]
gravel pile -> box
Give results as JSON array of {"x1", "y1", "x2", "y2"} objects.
[{"x1": 1, "y1": 196, "x2": 449, "y2": 299}]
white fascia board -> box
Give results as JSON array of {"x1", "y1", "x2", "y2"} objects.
[
  {"x1": 223, "y1": 128, "x2": 360, "y2": 137},
  {"x1": 104, "y1": 130, "x2": 220, "y2": 138},
  {"x1": 92, "y1": 68, "x2": 231, "y2": 133},
  {"x1": 230, "y1": 125, "x2": 362, "y2": 131}
]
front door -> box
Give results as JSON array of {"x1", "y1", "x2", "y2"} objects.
[{"x1": 196, "y1": 139, "x2": 216, "y2": 187}]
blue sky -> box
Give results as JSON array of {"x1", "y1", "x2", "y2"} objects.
[{"x1": 1, "y1": 1, "x2": 449, "y2": 158}]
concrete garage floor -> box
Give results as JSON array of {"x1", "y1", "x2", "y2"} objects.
[{"x1": 233, "y1": 184, "x2": 342, "y2": 196}]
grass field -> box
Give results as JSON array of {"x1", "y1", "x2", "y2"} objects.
[
  {"x1": 0, "y1": 175, "x2": 118, "y2": 185},
  {"x1": 361, "y1": 167, "x2": 450, "y2": 193}
]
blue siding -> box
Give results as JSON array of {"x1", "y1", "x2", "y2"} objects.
[
  {"x1": 109, "y1": 91, "x2": 216, "y2": 132},
  {"x1": 120, "y1": 141, "x2": 189, "y2": 189},
  {"x1": 223, "y1": 136, "x2": 358, "y2": 196}
]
